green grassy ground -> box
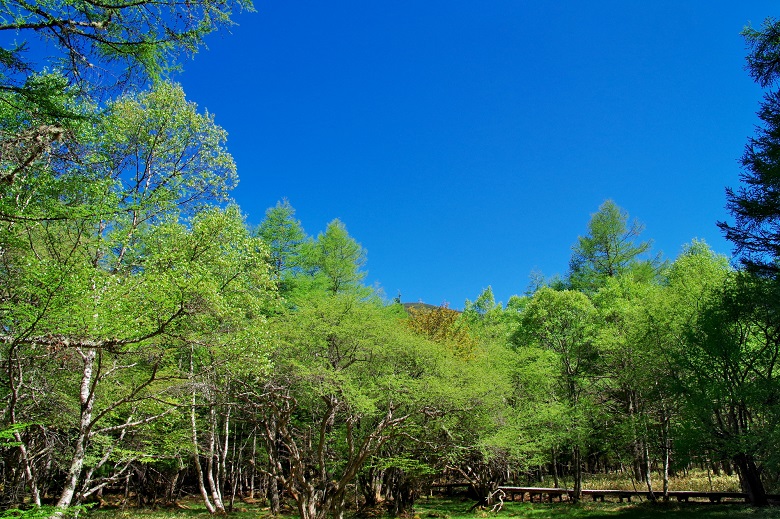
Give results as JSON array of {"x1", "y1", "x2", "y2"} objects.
[
  {"x1": 83, "y1": 495, "x2": 780, "y2": 519},
  {"x1": 414, "y1": 496, "x2": 780, "y2": 519}
]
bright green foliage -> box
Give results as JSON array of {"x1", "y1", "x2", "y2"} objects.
[
  {"x1": 436, "y1": 339, "x2": 521, "y2": 504},
  {"x1": 569, "y1": 200, "x2": 660, "y2": 294},
  {"x1": 465, "y1": 286, "x2": 500, "y2": 316},
  {"x1": 399, "y1": 302, "x2": 521, "y2": 507},
  {"x1": 673, "y1": 272, "x2": 780, "y2": 504},
  {"x1": 0, "y1": 72, "x2": 95, "y2": 220},
  {"x1": 100, "y1": 82, "x2": 237, "y2": 216},
  {"x1": 0, "y1": 204, "x2": 273, "y2": 505},
  {"x1": 0, "y1": 69, "x2": 91, "y2": 191},
  {"x1": 513, "y1": 288, "x2": 599, "y2": 497},
  {"x1": 1, "y1": 80, "x2": 234, "y2": 231},
  {"x1": 591, "y1": 274, "x2": 671, "y2": 489},
  {"x1": 272, "y1": 295, "x2": 446, "y2": 415},
  {"x1": 515, "y1": 289, "x2": 598, "y2": 401},
  {"x1": 665, "y1": 241, "x2": 731, "y2": 303},
  {"x1": 256, "y1": 199, "x2": 309, "y2": 294},
  {"x1": 578, "y1": 243, "x2": 734, "y2": 495},
  {"x1": 1, "y1": 82, "x2": 238, "y2": 343},
  {"x1": 0, "y1": 78, "x2": 269, "y2": 511},
  {"x1": 463, "y1": 286, "x2": 509, "y2": 341},
  {"x1": 508, "y1": 341, "x2": 570, "y2": 466},
  {"x1": 0, "y1": 0, "x2": 252, "y2": 202},
  {"x1": 255, "y1": 293, "x2": 458, "y2": 519},
  {"x1": 0, "y1": 504, "x2": 91, "y2": 519},
  {"x1": 307, "y1": 219, "x2": 367, "y2": 295}
]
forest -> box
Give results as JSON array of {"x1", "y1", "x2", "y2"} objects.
[{"x1": 1, "y1": 1, "x2": 780, "y2": 518}]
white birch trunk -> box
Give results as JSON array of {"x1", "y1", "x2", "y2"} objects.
[{"x1": 50, "y1": 348, "x2": 97, "y2": 518}]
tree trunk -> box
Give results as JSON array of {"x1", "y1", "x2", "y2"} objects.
[
  {"x1": 628, "y1": 391, "x2": 645, "y2": 483},
  {"x1": 206, "y1": 405, "x2": 226, "y2": 512},
  {"x1": 643, "y1": 437, "x2": 656, "y2": 502},
  {"x1": 7, "y1": 345, "x2": 42, "y2": 507},
  {"x1": 190, "y1": 347, "x2": 217, "y2": 515},
  {"x1": 572, "y1": 445, "x2": 582, "y2": 502},
  {"x1": 329, "y1": 487, "x2": 348, "y2": 519},
  {"x1": 51, "y1": 348, "x2": 97, "y2": 518},
  {"x1": 386, "y1": 469, "x2": 416, "y2": 517},
  {"x1": 249, "y1": 434, "x2": 257, "y2": 500},
  {"x1": 733, "y1": 452, "x2": 768, "y2": 506},
  {"x1": 661, "y1": 406, "x2": 670, "y2": 501},
  {"x1": 12, "y1": 427, "x2": 41, "y2": 506},
  {"x1": 166, "y1": 463, "x2": 182, "y2": 504},
  {"x1": 295, "y1": 484, "x2": 320, "y2": 519},
  {"x1": 264, "y1": 416, "x2": 282, "y2": 515},
  {"x1": 359, "y1": 466, "x2": 384, "y2": 507}
]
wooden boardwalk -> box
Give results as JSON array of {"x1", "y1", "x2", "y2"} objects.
[
  {"x1": 498, "y1": 486, "x2": 780, "y2": 503},
  {"x1": 427, "y1": 483, "x2": 780, "y2": 504}
]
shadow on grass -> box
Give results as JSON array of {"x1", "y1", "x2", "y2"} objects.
[
  {"x1": 414, "y1": 497, "x2": 780, "y2": 519},
  {"x1": 86, "y1": 496, "x2": 780, "y2": 519},
  {"x1": 87, "y1": 501, "x2": 275, "y2": 519}
]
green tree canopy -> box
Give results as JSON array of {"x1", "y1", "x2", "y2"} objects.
[
  {"x1": 512, "y1": 287, "x2": 599, "y2": 499},
  {"x1": 675, "y1": 272, "x2": 779, "y2": 505},
  {"x1": 0, "y1": 0, "x2": 251, "y2": 200},
  {"x1": 0, "y1": 0, "x2": 252, "y2": 93},
  {"x1": 308, "y1": 219, "x2": 367, "y2": 295},
  {"x1": 257, "y1": 199, "x2": 308, "y2": 291},
  {"x1": 569, "y1": 200, "x2": 660, "y2": 293}
]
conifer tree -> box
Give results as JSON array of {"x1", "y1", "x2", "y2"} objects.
[{"x1": 719, "y1": 18, "x2": 780, "y2": 276}]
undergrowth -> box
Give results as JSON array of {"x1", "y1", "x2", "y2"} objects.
[
  {"x1": 580, "y1": 469, "x2": 740, "y2": 492},
  {"x1": 526, "y1": 469, "x2": 741, "y2": 492}
]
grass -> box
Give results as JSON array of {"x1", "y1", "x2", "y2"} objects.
[
  {"x1": 84, "y1": 494, "x2": 780, "y2": 519},
  {"x1": 414, "y1": 496, "x2": 780, "y2": 519},
  {"x1": 86, "y1": 497, "x2": 270, "y2": 519},
  {"x1": 520, "y1": 469, "x2": 742, "y2": 492},
  {"x1": 575, "y1": 470, "x2": 741, "y2": 493}
]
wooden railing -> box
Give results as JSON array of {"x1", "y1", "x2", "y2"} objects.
[
  {"x1": 426, "y1": 483, "x2": 780, "y2": 504},
  {"x1": 498, "y1": 486, "x2": 780, "y2": 503}
]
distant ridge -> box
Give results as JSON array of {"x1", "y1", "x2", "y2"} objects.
[
  {"x1": 401, "y1": 302, "x2": 461, "y2": 314},
  {"x1": 402, "y1": 302, "x2": 440, "y2": 312}
]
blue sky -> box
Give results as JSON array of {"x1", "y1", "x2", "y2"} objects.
[{"x1": 173, "y1": 1, "x2": 776, "y2": 308}]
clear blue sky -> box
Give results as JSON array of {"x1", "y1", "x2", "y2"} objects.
[{"x1": 174, "y1": 1, "x2": 775, "y2": 308}]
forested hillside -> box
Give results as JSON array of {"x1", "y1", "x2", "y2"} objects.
[{"x1": 1, "y1": 2, "x2": 780, "y2": 518}]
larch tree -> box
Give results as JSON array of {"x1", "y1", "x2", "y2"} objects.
[
  {"x1": 569, "y1": 200, "x2": 660, "y2": 294},
  {"x1": 308, "y1": 219, "x2": 367, "y2": 296},
  {"x1": 256, "y1": 199, "x2": 309, "y2": 295},
  {"x1": 712, "y1": 16, "x2": 780, "y2": 503},
  {"x1": 656, "y1": 241, "x2": 731, "y2": 495}
]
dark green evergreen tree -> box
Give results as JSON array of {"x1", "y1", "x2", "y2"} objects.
[{"x1": 719, "y1": 18, "x2": 780, "y2": 276}]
